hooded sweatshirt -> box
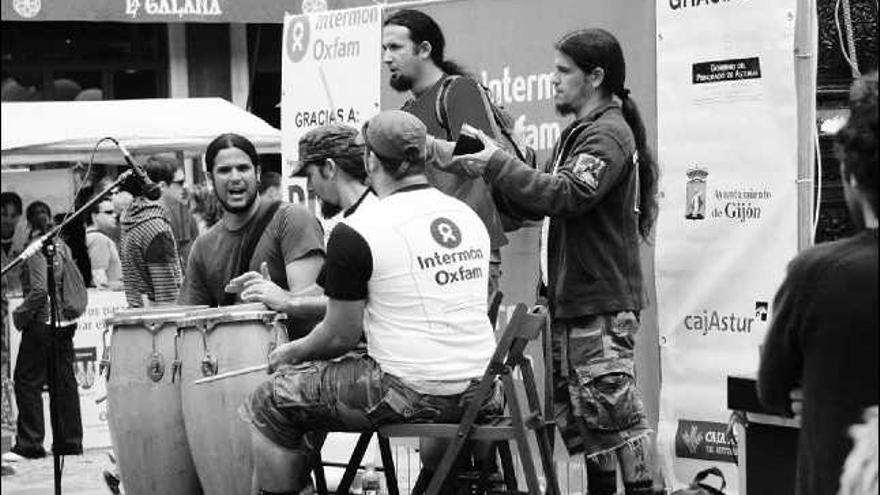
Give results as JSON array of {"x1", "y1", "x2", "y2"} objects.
[{"x1": 119, "y1": 199, "x2": 182, "y2": 308}]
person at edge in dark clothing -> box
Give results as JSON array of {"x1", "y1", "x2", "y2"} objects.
[
  {"x1": 758, "y1": 70, "x2": 878, "y2": 495},
  {"x1": 438, "y1": 29, "x2": 661, "y2": 495}
]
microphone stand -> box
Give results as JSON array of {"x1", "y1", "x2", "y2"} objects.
[{"x1": 1, "y1": 169, "x2": 136, "y2": 495}]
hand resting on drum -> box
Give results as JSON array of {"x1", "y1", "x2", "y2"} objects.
[
  {"x1": 239, "y1": 278, "x2": 291, "y2": 309},
  {"x1": 224, "y1": 261, "x2": 272, "y2": 294},
  {"x1": 226, "y1": 262, "x2": 327, "y2": 318},
  {"x1": 225, "y1": 261, "x2": 287, "y2": 309}
]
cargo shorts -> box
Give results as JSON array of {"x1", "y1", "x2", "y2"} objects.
[
  {"x1": 241, "y1": 353, "x2": 500, "y2": 453},
  {"x1": 551, "y1": 312, "x2": 652, "y2": 457}
]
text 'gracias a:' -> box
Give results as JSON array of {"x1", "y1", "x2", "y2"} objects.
[{"x1": 294, "y1": 108, "x2": 359, "y2": 127}]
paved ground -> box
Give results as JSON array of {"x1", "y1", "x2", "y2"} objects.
[
  {"x1": 0, "y1": 439, "x2": 590, "y2": 495},
  {"x1": 1, "y1": 448, "x2": 116, "y2": 495},
  {"x1": 0, "y1": 439, "x2": 425, "y2": 495}
]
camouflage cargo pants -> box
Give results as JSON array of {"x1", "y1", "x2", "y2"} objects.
[
  {"x1": 242, "y1": 354, "x2": 496, "y2": 453},
  {"x1": 551, "y1": 312, "x2": 652, "y2": 457}
]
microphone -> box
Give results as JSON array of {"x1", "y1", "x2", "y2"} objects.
[{"x1": 111, "y1": 138, "x2": 162, "y2": 200}]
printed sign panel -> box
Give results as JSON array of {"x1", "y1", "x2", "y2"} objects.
[
  {"x1": 655, "y1": 0, "x2": 799, "y2": 492},
  {"x1": 280, "y1": 5, "x2": 383, "y2": 200}
]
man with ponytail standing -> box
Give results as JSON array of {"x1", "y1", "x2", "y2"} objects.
[{"x1": 441, "y1": 29, "x2": 660, "y2": 495}]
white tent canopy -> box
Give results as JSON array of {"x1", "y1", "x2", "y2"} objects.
[{"x1": 1, "y1": 97, "x2": 280, "y2": 167}]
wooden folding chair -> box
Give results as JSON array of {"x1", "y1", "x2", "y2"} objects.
[{"x1": 320, "y1": 302, "x2": 560, "y2": 495}]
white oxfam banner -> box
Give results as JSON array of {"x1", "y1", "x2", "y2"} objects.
[
  {"x1": 280, "y1": 5, "x2": 383, "y2": 203},
  {"x1": 654, "y1": 1, "x2": 799, "y2": 492}
]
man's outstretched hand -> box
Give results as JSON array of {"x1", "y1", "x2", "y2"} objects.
[{"x1": 433, "y1": 124, "x2": 500, "y2": 178}]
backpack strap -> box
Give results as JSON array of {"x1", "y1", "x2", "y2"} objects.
[
  {"x1": 436, "y1": 75, "x2": 530, "y2": 163},
  {"x1": 222, "y1": 200, "x2": 283, "y2": 305},
  {"x1": 434, "y1": 75, "x2": 461, "y2": 140}
]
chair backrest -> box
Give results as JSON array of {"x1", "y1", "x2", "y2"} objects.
[
  {"x1": 491, "y1": 303, "x2": 548, "y2": 372},
  {"x1": 446, "y1": 302, "x2": 549, "y2": 430},
  {"x1": 409, "y1": 302, "x2": 559, "y2": 495}
]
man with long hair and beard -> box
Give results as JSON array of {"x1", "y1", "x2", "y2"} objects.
[{"x1": 179, "y1": 133, "x2": 324, "y2": 338}]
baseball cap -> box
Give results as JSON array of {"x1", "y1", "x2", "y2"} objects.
[
  {"x1": 362, "y1": 110, "x2": 427, "y2": 163},
  {"x1": 293, "y1": 124, "x2": 365, "y2": 176}
]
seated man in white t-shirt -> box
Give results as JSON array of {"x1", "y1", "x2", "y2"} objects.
[{"x1": 242, "y1": 111, "x2": 497, "y2": 495}]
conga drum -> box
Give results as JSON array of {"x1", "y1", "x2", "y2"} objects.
[
  {"x1": 105, "y1": 305, "x2": 206, "y2": 495},
  {"x1": 179, "y1": 304, "x2": 288, "y2": 495}
]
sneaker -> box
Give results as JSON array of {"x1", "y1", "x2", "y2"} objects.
[
  {"x1": 1, "y1": 452, "x2": 26, "y2": 463},
  {"x1": 103, "y1": 469, "x2": 121, "y2": 494},
  {"x1": 5, "y1": 446, "x2": 48, "y2": 460}
]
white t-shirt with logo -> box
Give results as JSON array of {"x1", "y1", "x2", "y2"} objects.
[{"x1": 319, "y1": 185, "x2": 495, "y2": 392}]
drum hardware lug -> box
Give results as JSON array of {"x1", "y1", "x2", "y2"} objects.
[
  {"x1": 200, "y1": 353, "x2": 219, "y2": 377},
  {"x1": 100, "y1": 329, "x2": 111, "y2": 380},
  {"x1": 99, "y1": 352, "x2": 111, "y2": 380},
  {"x1": 99, "y1": 357, "x2": 111, "y2": 381},
  {"x1": 147, "y1": 351, "x2": 166, "y2": 382},
  {"x1": 198, "y1": 327, "x2": 218, "y2": 376},
  {"x1": 171, "y1": 360, "x2": 182, "y2": 383},
  {"x1": 206, "y1": 319, "x2": 220, "y2": 333},
  {"x1": 272, "y1": 318, "x2": 286, "y2": 346},
  {"x1": 173, "y1": 330, "x2": 182, "y2": 383},
  {"x1": 146, "y1": 332, "x2": 166, "y2": 382}
]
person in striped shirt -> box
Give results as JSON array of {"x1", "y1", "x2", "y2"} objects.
[{"x1": 118, "y1": 165, "x2": 183, "y2": 308}]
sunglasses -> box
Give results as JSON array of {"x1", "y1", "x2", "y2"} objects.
[{"x1": 100, "y1": 210, "x2": 116, "y2": 215}]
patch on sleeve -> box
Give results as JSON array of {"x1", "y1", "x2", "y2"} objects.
[{"x1": 571, "y1": 153, "x2": 607, "y2": 190}]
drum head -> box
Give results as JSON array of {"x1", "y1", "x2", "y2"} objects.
[
  {"x1": 106, "y1": 305, "x2": 208, "y2": 327},
  {"x1": 178, "y1": 303, "x2": 284, "y2": 330}
]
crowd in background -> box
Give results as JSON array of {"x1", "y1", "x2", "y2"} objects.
[{"x1": 1, "y1": 156, "x2": 232, "y2": 297}]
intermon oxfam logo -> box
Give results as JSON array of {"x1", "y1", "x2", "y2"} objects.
[
  {"x1": 286, "y1": 16, "x2": 312, "y2": 63},
  {"x1": 430, "y1": 217, "x2": 462, "y2": 249}
]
